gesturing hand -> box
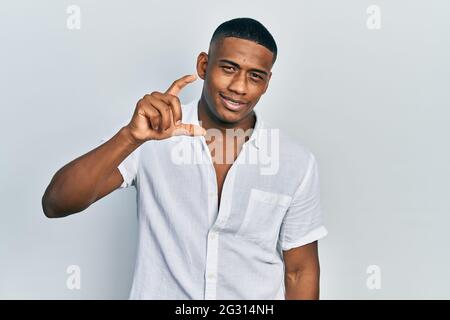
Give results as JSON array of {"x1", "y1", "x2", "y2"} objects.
[{"x1": 126, "y1": 74, "x2": 206, "y2": 144}]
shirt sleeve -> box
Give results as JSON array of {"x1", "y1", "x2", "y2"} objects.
[
  {"x1": 278, "y1": 152, "x2": 328, "y2": 251},
  {"x1": 99, "y1": 129, "x2": 140, "y2": 189}
]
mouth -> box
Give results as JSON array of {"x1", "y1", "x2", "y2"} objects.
[{"x1": 219, "y1": 93, "x2": 247, "y2": 111}]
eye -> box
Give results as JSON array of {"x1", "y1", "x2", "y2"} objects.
[
  {"x1": 221, "y1": 66, "x2": 235, "y2": 73},
  {"x1": 250, "y1": 72, "x2": 263, "y2": 80}
]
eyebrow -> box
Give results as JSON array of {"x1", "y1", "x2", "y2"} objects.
[{"x1": 218, "y1": 59, "x2": 269, "y2": 76}]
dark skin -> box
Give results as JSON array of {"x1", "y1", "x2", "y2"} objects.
[
  {"x1": 41, "y1": 36, "x2": 321, "y2": 299},
  {"x1": 196, "y1": 37, "x2": 272, "y2": 207}
]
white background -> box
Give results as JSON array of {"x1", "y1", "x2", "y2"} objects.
[{"x1": 1, "y1": 0, "x2": 449, "y2": 299}]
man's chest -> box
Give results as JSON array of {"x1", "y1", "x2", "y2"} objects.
[
  {"x1": 139, "y1": 139, "x2": 295, "y2": 252},
  {"x1": 207, "y1": 137, "x2": 242, "y2": 208},
  {"x1": 213, "y1": 163, "x2": 232, "y2": 207}
]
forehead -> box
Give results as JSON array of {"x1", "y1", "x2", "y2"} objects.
[{"x1": 211, "y1": 37, "x2": 274, "y2": 71}]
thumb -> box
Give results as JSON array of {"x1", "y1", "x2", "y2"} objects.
[{"x1": 172, "y1": 123, "x2": 207, "y2": 137}]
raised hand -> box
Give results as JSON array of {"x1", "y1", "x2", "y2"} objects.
[{"x1": 126, "y1": 74, "x2": 206, "y2": 144}]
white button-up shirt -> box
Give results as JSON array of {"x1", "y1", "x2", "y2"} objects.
[{"x1": 102, "y1": 99, "x2": 328, "y2": 299}]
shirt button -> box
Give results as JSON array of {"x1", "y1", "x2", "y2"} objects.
[
  {"x1": 209, "y1": 232, "x2": 217, "y2": 240},
  {"x1": 207, "y1": 273, "x2": 216, "y2": 280}
]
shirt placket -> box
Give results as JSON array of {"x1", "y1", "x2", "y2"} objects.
[{"x1": 199, "y1": 136, "x2": 249, "y2": 300}]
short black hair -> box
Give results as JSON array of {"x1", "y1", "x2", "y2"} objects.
[{"x1": 209, "y1": 17, "x2": 278, "y2": 64}]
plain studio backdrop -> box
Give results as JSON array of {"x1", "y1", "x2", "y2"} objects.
[{"x1": 1, "y1": 0, "x2": 449, "y2": 299}]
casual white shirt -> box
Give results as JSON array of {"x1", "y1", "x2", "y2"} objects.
[{"x1": 101, "y1": 99, "x2": 328, "y2": 299}]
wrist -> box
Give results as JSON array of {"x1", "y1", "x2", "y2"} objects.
[{"x1": 120, "y1": 126, "x2": 143, "y2": 147}]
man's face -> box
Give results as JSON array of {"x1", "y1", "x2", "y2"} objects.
[{"x1": 197, "y1": 37, "x2": 274, "y2": 124}]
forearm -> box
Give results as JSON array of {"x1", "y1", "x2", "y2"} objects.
[
  {"x1": 42, "y1": 126, "x2": 141, "y2": 217},
  {"x1": 284, "y1": 268, "x2": 320, "y2": 300}
]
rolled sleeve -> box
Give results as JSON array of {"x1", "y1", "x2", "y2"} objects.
[
  {"x1": 279, "y1": 153, "x2": 328, "y2": 251},
  {"x1": 116, "y1": 151, "x2": 139, "y2": 188}
]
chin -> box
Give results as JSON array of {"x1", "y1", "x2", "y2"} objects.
[{"x1": 212, "y1": 101, "x2": 242, "y2": 123}]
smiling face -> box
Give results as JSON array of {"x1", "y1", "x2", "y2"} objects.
[{"x1": 196, "y1": 37, "x2": 274, "y2": 125}]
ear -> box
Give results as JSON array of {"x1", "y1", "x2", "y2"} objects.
[
  {"x1": 262, "y1": 71, "x2": 272, "y2": 94},
  {"x1": 196, "y1": 52, "x2": 208, "y2": 80}
]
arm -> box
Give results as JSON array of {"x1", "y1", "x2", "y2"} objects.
[
  {"x1": 41, "y1": 126, "x2": 142, "y2": 218},
  {"x1": 41, "y1": 74, "x2": 205, "y2": 219},
  {"x1": 283, "y1": 240, "x2": 321, "y2": 300}
]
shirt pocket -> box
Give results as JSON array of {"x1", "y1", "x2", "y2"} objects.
[{"x1": 236, "y1": 188, "x2": 292, "y2": 249}]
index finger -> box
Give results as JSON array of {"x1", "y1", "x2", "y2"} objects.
[{"x1": 165, "y1": 74, "x2": 197, "y2": 96}]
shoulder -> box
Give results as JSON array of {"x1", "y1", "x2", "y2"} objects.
[
  {"x1": 263, "y1": 120, "x2": 316, "y2": 166},
  {"x1": 258, "y1": 120, "x2": 319, "y2": 191}
]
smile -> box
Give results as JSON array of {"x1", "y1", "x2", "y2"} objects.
[{"x1": 219, "y1": 94, "x2": 247, "y2": 111}]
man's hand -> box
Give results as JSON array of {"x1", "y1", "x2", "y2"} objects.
[{"x1": 126, "y1": 74, "x2": 206, "y2": 144}]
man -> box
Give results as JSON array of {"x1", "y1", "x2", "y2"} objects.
[{"x1": 42, "y1": 17, "x2": 328, "y2": 300}]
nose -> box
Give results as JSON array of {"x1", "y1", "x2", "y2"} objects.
[{"x1": 228, "y1": 71, "x2": 247, "y2": 96}]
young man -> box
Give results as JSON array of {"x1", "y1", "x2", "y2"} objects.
[{"x1": 42, "y1": 18, "x2": 328, "y2": 300}]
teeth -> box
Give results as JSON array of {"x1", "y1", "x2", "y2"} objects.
[{"x1": 225, "y1": 98, "x2": 241, "y2": 105}]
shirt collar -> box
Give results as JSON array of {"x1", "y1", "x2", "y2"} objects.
[
  {"x1": 248, "y1": 107, "x2": 263, "y2": 150},
  {"x1": 187, "y1": 99, "x2": 263, "y2": 150}
]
